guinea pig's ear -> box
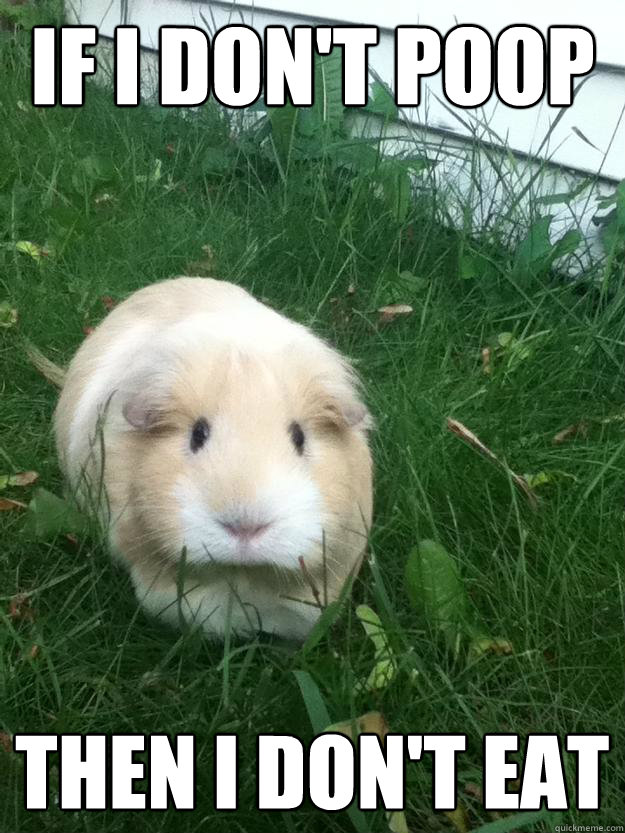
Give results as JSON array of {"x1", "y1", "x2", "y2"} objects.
[
  {"x1": 118, "y1": 359, "x2": 175, "y2": 431},
  {"x1": 341, "y1": 398, "x2": 374, "y2": 431},
  {"x1": 122, "y1": 392, "x2": 160, "y2": 431},
  {"x1": 308, "y1": 372, "x2": 374, "y2": 433}
]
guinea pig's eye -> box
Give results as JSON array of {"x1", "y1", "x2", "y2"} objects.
[
  {"x1": 190, "y1": 418, "x2": 210, "y2": 453},
  {"x1": 289, "y1": 421, "x2": 305, "y2": 455}
]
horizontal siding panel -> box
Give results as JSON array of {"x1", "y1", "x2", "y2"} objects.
[
  {"x1": 72, "y1": 0, "x2": 625, "y2": 180},
  {"x1": 163, "y1": 0, "x2": 625, "y2": 68},
  {"x1": 89, "y1": 34, "x2": 619, "y2": 265}
]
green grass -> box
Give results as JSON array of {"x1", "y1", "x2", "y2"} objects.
[{"x1": 1, "y1": 28, "x2": 624, "y2": 833}]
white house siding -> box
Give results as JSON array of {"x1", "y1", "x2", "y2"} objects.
[{"x1": 67, "y1": 0, "x2": 625, "y2": 264}]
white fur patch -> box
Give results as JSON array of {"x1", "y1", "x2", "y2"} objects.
[
  {"x1": 67, "y1": 323, "x2": 151, "y2": 466},
  {"x1": 131, "y1": 565, "x2": 320, "y2": 640},
  {"x1": 172, "y1": 469, "x2": 323, "y2": 571},
  {"x1": 165, "y1": 307, "x2": 306, "y2": 356}
]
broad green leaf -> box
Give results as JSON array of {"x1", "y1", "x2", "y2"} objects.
[
  {"x1": 135, "y1": 158, "x2": 162, "y2": 185},
  {"x1": 201, "y1": 146, "x2": 234, "y2": 175},
  {"x1": 496, "y1": 331, "x2": 535, "y2": 371},
  {"x1": 536, "y1": 179, "x2": 590, "y2": 206},
  {"x1": 595, "y1": 193, "x2": 616, "y2": 210},
  {"x1": 405, "y1": 540, "x2": 469, "y2": 655},
  {"x1": 0, "y1": 301, "x2": 18, "y2": 328},
  {"x1": 300, "y1": 600, "x2": 342, "y2": 655},
  {"x1": 398, "y1": 270, "x2": 429, "y2": 294},
  {"x1": 15, "y1": 240, "x2": 47, "y2": 261},
  {"x1": 377, "y1": 160, "x2": 412, "y2": 223},
  {"x1": 306, "y1": 51, "x2": 344, "y2": 139},
  {"x1": 595, "y1": 181, "x2": 625, "y2": 253},
  {"x1": 364, "y1": 80, "x2": 398, "y2": 121},
  {"x1": 325, "y1": 139, "x2": 381, "y2": 172},
  {"x1": 467, "y1": 632, "x2": 514, "y2": 660},
  {"x1": 355, "y1": 604, "x2": 398, "y2": 691},
  {"x1": 24, "y1": 488, "x2": 88, "y2": 539},
  {"x1": 388, "y1": 810, "x2": 410, "y2": 833},
  {"x1": 523, "y1": 470, "x2": 578, "y2": 488},
  {"x1": 355, "y1": 604, "x2": 388, "y2": 653},
  {"x1": 445, "y1": 805, "x2": 470, "y2": 833},
  {"x1": 301, "y1": 571, "x2": 357, "y2": 655},
  {"x1": 268, "y1": 101, "x2": 301, "y2": 165},
  {"x1": 71, "y1": 155, "x2": 116, "y2": 194},
  {"x1": 389, "y1": 156, "x2": 430, "y2": 174},
  {"x1": 514, "y1": 216, "x2": 553, "y2": 268},
  {"x1": 615, "y1": 180, "x2": 625, "y2": 225},
  {"x1": 293, "y1": 669, "x2": 332, "y2": 734},
  {"x1": 599, "y1": 213, "x2": 625, "y2": 252},
  {"x1": 551, "y1": 228, "x2": 582, "y2": 260},
  {"x1": 293, "y1": 670, "x2": 370, "y2": 832},
  {"x1": 460, "y1": 250, "x2": 489, "y2": 281}
]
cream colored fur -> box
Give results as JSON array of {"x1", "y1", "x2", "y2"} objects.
[{"x1": 54, "y1": 277, "x2": 373, "y2": 640}]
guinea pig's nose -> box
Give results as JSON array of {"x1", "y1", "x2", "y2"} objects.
[{"x1": 220, "y1": 519, "x2": 271, "y2": 542}]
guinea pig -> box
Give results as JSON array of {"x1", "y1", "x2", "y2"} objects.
[{"x1": 54, "y1": 277, "x2": 373, "y2": 640}]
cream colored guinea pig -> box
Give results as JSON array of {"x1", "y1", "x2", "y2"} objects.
[{"x1": 54, "y1": 277, "x2": 373, "y2": 640}]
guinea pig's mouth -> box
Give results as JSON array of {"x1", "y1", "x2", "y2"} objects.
[
  {"x1": 216, "y1": 519, "x2": 278, "y2": 565},
  {"x1": 218, "y1": 518, "x2": 273, "y2": 544},
  {"x1": 174, "y1": 476, "x2": 325, "y2": 571},
  {"x1": 174, "y1": 480, "x2": 324, "y2": 571},
  {"x1": 186, "y1": 521, "x2": 319, "y2": 571}
]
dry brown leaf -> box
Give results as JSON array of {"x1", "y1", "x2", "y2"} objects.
[
  {"x1": 470, "y1": 635, "x2": 514, "y2": 658},
  {"x1": 101, "y1": 295, "x2": 117, "y2": 311},
  {"x1": 355, "y1": 712, "x2": 389, "y2": 737},
  {"x1": 165, "y1": 142, "x2": 175, "y2": 157},
  {"x1": 94, "y1": 192, "x2": 116, "y2": 206},
  {"x1": 0, "y1": 733, "x2": 12, "y2": 754},
  {"x1": 0, "y1": 471, "x2": 38, "y2": 490},
  {"x1": 185, "y1": 245, "x2": 217, "y2": 278},
  {"x1": 8, "y1": 593, "x2": 34, "y2": 622},
  {"x1": 552, "y1": 421, "x2": 588, "y2": 444},
  {"x1": 378, "y1": 304, "x2": 413, "y2": 324},
  {"x1": 326, "y1": 711, "x2": 389, "y2": 741},
  {"x1": 464, "y1": 781, "x2": 483, "y2": 801},
  {"x1": 324, "y1": 712, "x2": 407, "y2": 833},
  {"x1": 446, "y1": 418, "x2": 538, "y2": 509},
  {"x1": 0, "y1": 497, "x2": 27, "y2": 511},
  {"x1": 445, "y1": 805, "x2": 470, "y2": 833},
  {"x1": 82, "y1": 325, "x2": 95, "y2": 336},
  {"x1": 0, "y1": 302, "x2": 18, "y2": 328},
  {"x1": 481, "y1": 346, "x2": 492, "y2": 375},
  {"x1": 29, "y1": 644, "x2": 40, "y2": 660},
  {"x1": 12, "y1": 470, "x2": 38, "y2": 487}
]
